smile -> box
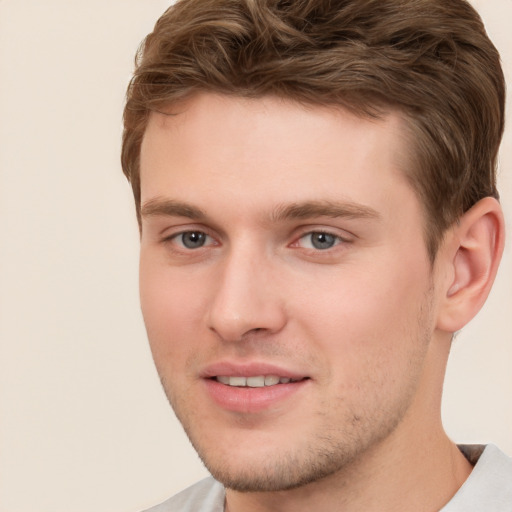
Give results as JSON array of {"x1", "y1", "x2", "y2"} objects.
[
  {"x1": 204, "y1": 369, "x2": 310, "y2": 412},
  {"x1": 215, "y1": 375, "x2": 304, "y2": 387}
]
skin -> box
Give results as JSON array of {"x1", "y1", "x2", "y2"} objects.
[{"x1": 138, "y1": 93, "x2": 502, "y2": 512}]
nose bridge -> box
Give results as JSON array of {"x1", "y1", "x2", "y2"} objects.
[{"x1": 207, "y1": 238, "x2": 285, "y2": 341}]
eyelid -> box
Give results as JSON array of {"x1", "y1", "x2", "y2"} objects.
[
  {"x1": 157, "y1": 223, "x2": 353, "y2": 252},
  {"x1": 291, "y1": 226, "x2": 354, "y2": 245},
  {"x1": 158, "y1": 221, "x2": 212, "y2": 239},
  {"x1": 161, "y1": 226, "x2": 220, "y2": 250},
  {"x1": 297, "y1": 232, "x2": 342, "y2": 250}
]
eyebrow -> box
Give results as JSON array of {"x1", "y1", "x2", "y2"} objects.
[
  {"x1": 270, "y1": 200, "x2": 381, "y2": 222},
  {"x1": 141, "y1": 197, "x2": 380, "y2": 223},
  {"x1": 141, "y1": 198, "x2": 206, "y2": 220}
]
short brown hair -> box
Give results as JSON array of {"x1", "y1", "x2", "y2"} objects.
[{"x1": 122, "y1": 0, "x2": 505, "y2": 259}]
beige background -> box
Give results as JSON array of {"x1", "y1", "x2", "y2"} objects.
[{"x1": 0, "y1": 1, "x2": 510, "y2": 511}]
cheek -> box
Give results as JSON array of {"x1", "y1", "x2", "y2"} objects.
[
  {"x1": 139, "y1": 257, "x2": 205, "y2": 364},
  {"x1": 293, "y1": 258, "x2": 432, "y2": 373}
]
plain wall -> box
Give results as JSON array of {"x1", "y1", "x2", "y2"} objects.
[{"x1": 0, "y1": 1, "x2": 510, "y2": 511}]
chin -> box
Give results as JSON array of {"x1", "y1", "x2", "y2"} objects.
[{"x1": 186, "y1": 426, "x2": 372, "y2": 493}]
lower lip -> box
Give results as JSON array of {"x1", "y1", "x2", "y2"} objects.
[{"x1": 204, "y1": 378, "x2": 309, "y2": 413}]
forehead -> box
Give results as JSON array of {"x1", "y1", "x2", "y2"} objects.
[
  {"x1": 143, "y1": 93, "x2": 406, "y2": 151},
  {"x1": 139, "y1": 93, "x2": 417, "y2": 226}
]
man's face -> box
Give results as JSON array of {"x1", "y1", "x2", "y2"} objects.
[{"x1": 139, "y1": 93, "x2": 443, "y2": 491}]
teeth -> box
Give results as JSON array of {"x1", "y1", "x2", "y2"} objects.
[
  {"x1": 264, "y1": 375, "x2": 280, "y2": 386},
  {"x1": 228, "y1": 376, "x2": 247, "y2": 387},
  {"x1": 216, "y1": 375, "x2": 298, "y2": 387},
  {"x1": 247, "y1": 376, "x2": 265, "y2": 387}
]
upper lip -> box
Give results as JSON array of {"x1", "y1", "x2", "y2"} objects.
[{"x1": 200, "y1": 361, "x2": 308, "y2": 380}]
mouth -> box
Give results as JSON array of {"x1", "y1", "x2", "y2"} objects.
[
  {"x1": 202, "y1": 363, "x2": 310, "y2": 413},
  {"x1": 213, "y1": 375, "x2": 307, "y2": 387}
]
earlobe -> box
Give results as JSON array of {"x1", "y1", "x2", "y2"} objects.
[{"x1": 436, "y1": 197, "x2": 505, "y2": 333}]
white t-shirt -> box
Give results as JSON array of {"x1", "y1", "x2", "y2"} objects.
[{"x1": 143, "y1": 444, "x2": 512, "y2": 512}]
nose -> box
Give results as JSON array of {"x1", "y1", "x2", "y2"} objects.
[{"x1": 207, "y1": 246, "x2": 287, "y2": 342}]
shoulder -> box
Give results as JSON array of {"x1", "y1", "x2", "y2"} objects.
[
  {"x1": 442, "y1": 444, "x2": 512, "y2": 511},
  {"x1": 142, "y1": 477, "x2": 225, "y2": 512}
]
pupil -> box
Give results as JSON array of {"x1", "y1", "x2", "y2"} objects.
[
  {"x1": 182, "y1": 232, "x2": 206, "y2": 249},
  {"x1": 312, "y1": 232, "x2": 336, "y2": 250}
]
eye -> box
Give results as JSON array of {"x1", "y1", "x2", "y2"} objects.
[
  {"x1": 172, "y1": 231, "x2": 213, "y2": 249},
  {"x1": 298, "y1": 231, "x2": 341, "y2": 250}
]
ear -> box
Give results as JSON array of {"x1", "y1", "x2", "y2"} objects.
[{"x1": 436, "y1": 197, "x2": 505, "y2": 333}]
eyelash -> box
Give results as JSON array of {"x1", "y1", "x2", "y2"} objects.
[
  {"x1": 165, "y1": 230, "x2": 217, "y2": 250},
  {"x1": 294, "y1": 231, "x2": 346, "y2": 251},
  {"x1": 162, "y1": 228, "x2": 349, "y2": 253}
]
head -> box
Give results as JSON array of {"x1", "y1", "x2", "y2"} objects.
[
  {"x1": 122, "y1": 0, "x2": 505, "y2": 261},
  {"x1": 122, "y1": 0, "x2": 506, "y2": 498}
]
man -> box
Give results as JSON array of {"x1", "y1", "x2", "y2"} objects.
[{"x1": 122, "y1": 0, "x2": 511, "y2": 510}]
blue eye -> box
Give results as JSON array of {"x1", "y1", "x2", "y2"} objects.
[
  {"x1": 300, "y1": 232, "x2": 340, "y2": 250},
  {"x1": 177, "y1": 231, "x2": 209, "y2": 249}
]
